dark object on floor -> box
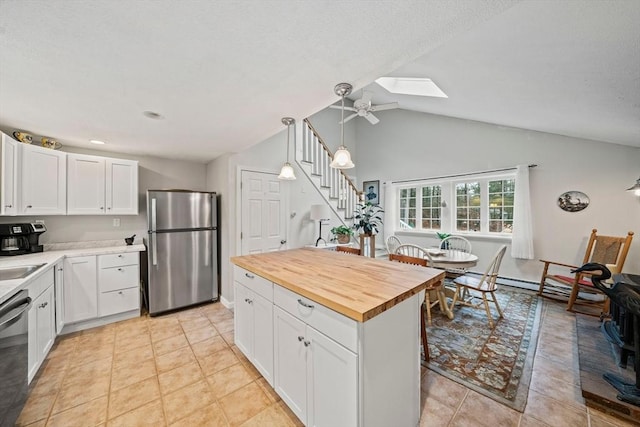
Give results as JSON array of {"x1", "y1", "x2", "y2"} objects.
[
  {"x1": 124, "y1": 234, "x2": 136, "y2": 245},
  {"x1": 572, "y1": 263, "x2": 640, "y2": 407}
]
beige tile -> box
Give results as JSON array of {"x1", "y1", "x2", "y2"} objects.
[
  {"x1": 275, "y1": 401, "x2": 304, "y2": 427},
  {"x1": 150, "y1": 323, "x2": 184, "y2": 342},
  {"x1": 46, "y1": 340, "x2": 77, "y2": 360},
  {"x1": 153, "y1": 333, "x2": 189, "y2": 356},
  {"x1": 239, "y1": 360, "x2": 261, "y2": 380},
  {"x1": 240, "y1": 403, "x2": 296, "y2": 427},
  {"x1": 113, "y1": 343, "x2": 154, "y2": 371},
  {"x1": 421, "y1": 371, "x2": 468, "y2": 408},
  {"x1": 110, "y1": 357, "x2": 157, "y2": 391},
  {"x1": 108, "y1": 377, "x2": 160, "y2": 419},
  {"x1": 22, "y1": 420, "x2": 46, "y2": 427},
  {"x1": 46, "y1": 396, "x2": 107, "y2": 427},
  {"x1": 185, "y1": 325, "x2": 219, "y2": 345},
  {"x1": 213, "y1": 318, "x2": 235, "y2": 334},
  {"x1": 198, "y1": 348, "x2": 239, "y2": 376},
  {"x1": 72, "y1": 344, "x2": 114, "y2": 366},
  {"x1": 531, "y1": 354, "x2": 581, "y2": 387},
  {"x1": 524, "y1": 389, "x2": 588, "y2": 427},
  {"x1": 206, "y1": 310, "x2": 234, "y2": 324},
  {"x1": 16, "y1": 391, "x2": 57, "y2": 426},
  {"x1": 528, "y1": 368, "x2": 585, "y2": 411},
  {"x1": 158, "y1": 361, "x2": 204, "y2": 395},
  {"x1": 256, "y1": 378, "x2": 280, "y2": 403},
  {"x1": 518, "y1": 414, "x2": 553, "y2": 427},
  {"x1": 52, "y1": 375, "x2": 110, "y2": 414},
  {"x1": 176, "y1": 308, "x2": 205, "y2": 322},
  {"x1": 221, "y1": 332, "x2": 235, "y2": 345},
  {"x1": 191, "y1": 336, "x2": 228, "y2": 359},
  {"x1": 218, "y1": 382, "x2": 271, "y2": 426},
  {"x1": 107, "y1": 399, "x2": 165, "y2": 427},
  {"x1": 29, "y1": 375, "x2": 64, "y2": 399},
  {"x1": 114, "y1": 330, "x2": 151, "y2": 352},
  {"x1": 63, "y1": 357, "x2": 113, "y2": 387},
  {"x1": 179, "y1": 316, "x2": 212, "y2": 333},
  {"x1": 450, "y1": 390, "x2": 520, "y2": 427},
  {"x1": 155, "y1": 345, "x2": 197, "y2": 373},
  {"x1": 169, "y1": 402, "x2": 229, "y2": 427},
  {"x1": 419, "y1": 393, "x2": 456, "y2": 426},
  {"x1": 206, "y1": 363, "x2": 255, "y2": 399},
  {"x1": 162, "y1": 380, "x2": 215, "y2": 424}
]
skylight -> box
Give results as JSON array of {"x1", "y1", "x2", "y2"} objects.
[{"x1": 375, "y1": 77, "x2": 448, "y2": 98}]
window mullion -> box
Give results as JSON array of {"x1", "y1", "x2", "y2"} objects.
[{"x1": 481, "y1": 179, "x2": 489, "y2": 233}]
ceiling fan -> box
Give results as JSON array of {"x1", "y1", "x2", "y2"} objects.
[{"x1": 329, "y1": 90, "x2": 398, "y2": 125}]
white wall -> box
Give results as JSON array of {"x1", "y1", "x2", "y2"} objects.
[
  {"x1": 0, "y1": 145, "x2": 207, "y2": 244},
  {"x1": 354, "y1": 109, "x2": 640, "y2": 280}
]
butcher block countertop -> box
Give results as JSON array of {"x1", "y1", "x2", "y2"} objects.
[{"x1": 230, "y1": 248, "x2": 445, "y2": 322}]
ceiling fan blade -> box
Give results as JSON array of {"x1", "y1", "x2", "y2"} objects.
[
  {"x1": 370, "y1": 102, "x2": 398, "y2": 112},
  {"x1": 330, "y1": 105, "x2": 357, "y2": 112},
  {"x1": 339, "y1": 113, "x2": 358, "y2": 124},
  {"x1": 365, "y1": 113, "x2": 380, "y2": 125}
]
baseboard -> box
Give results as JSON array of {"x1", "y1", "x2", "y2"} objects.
[
  {"x1": 60, "y1": 310, "x2": 140, "y2": 335},
  {"x1": 463, "y1": 271, "x2": 540, "y2": 291},
  {"x1": 220, "y1": 295, "x2": 234, "y2": 310}
]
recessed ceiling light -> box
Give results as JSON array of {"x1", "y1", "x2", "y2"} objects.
[
  {"x1": 143, "y1": 111, "x2": 164, "y2": 119},
  {"x1": 375, "y1": 77, "x2": 448, "y2": 98},
  {"x1": 89, "y1": 139, "x2": 105, "y2": 145}
]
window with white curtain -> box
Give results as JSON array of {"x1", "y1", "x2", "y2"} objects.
[{"x1": 395, "y1": 174, "x2": 516, "y2": 237}]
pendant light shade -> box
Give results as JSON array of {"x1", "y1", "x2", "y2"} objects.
[
  {"x1": 627, "y1": 177, "x2": 640, "y2": 196},
  {"x1": 330, "y1": 83, "x2": 355, "y2": 169},
  {"x1": 278, "y1": 117, "x2": 296, "y2": 180}
]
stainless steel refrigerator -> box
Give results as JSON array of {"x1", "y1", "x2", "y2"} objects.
[{"x1": 146, "y1": 190, "x2": 218, "y2": 315}]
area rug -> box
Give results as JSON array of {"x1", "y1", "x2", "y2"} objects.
[{"x1": 424, "y1": 285, "x2": 542, "y2": 412}]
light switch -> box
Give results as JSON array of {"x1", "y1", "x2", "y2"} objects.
[{"x1": 113, "y1": 218, "x2": 120, "y2": 227}]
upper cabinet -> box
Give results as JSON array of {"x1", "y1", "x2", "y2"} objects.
[
  {"x1": 67, "y1": 154, "x2": 138, "y2": 215},
  {"x1": 0, "y1": 131, "x2": 139, "y2": 216},
  {"x1": 20, "y1": 143, "x2": 67, "y2": 215},
  {"x1": 1, "y1": 133, "x2": 18, "y2": 215}
]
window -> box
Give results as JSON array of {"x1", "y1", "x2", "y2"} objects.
[{"x1": 396, "y1": 175, "x2": 516, "y2": 237}]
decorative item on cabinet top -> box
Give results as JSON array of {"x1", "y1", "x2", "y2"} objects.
[
  {"x1": 12, "y1": 131, "x2": 33, "y2": 144},
  {"x1": 11, "y1": 131, "x2": 62, "y2": 149},
  {"x1": 41, "y1": 137, "x2": 62, "y2": 150}
]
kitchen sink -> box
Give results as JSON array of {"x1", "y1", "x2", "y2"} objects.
[{"x1": 0, "y1": 263, "x2": 46, "y2": 281}]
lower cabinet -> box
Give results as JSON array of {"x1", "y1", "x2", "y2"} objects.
[
  {"x1": 54, "y1": 260, "x2": 64, "y2": 334},
  {"x1": 63, "y1": 256, "x2": 98, "y2": 323},
  {"x1": 27, "y1": 267, "x2": 56, "y2": 383},
  {"x1": 274, "y1": 306, "x2": 357, "y2": 427}
]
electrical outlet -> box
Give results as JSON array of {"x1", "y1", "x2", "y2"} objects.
[{"x1": 113, "y1": 218, "x2": 120, "y2": 227}]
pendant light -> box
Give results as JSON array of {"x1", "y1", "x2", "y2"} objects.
[
  {"x1": 278, "y1": 117, "x2": 296, "y2": 180},
  {"x1": 330, "y1": 83, "x2": 355, "y2": 169},
  {"x1": 627, "y1": 176, "x2": 640, "y2": 196}
]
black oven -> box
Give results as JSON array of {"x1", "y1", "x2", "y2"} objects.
[{"x1": 0, "y1": 290, "x2": 31, "y2": 427}]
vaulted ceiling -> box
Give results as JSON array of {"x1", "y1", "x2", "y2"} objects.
[{"x1": 0, "y1": 1, "x2": 638, "y2": 163}]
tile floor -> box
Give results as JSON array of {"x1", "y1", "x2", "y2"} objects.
[{"x1": 16, "y1": 297, "x2": 639, "y2": 426}]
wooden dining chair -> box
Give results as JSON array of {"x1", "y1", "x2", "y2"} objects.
[
  {"x1": 394, "y1": 244, "x2": 444, "y2": 324},
  {"x1": 539, "y1": 229, "x2": 634, "y2": 317},
  {"x1": 388, "y1": 251, "x2": 431, "y2": 361},
  {"x1": 439, "y1": 235, "x2": 472, "y2": 278},
  {"x1": 336, "y1": 245, "x2": 362, "y2": 255},
  {"x1": 450, "y1": 245, "x2": 507, "y2": 329}
]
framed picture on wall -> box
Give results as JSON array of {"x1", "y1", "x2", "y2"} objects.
[{"x1": 363, "y1": 180, "x2": 380, "y2": 205}]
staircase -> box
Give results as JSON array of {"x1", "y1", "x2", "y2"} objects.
[{"x1": 296, "y1": 119, "x2": 361, "y2": 226}]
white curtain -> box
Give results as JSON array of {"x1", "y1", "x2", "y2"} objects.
[
  {"x1": 383, "y1": 181, "x2": 397, "y2": 243},
  {"x1": 512, "y1": 164, "x2": 534, "y2": 259}
]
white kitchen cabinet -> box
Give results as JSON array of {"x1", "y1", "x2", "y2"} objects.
[
  {"x1": 63, "y1": 255, "x2": 98, "y2": 323},
  {"x1": 54, "y1": 260, "x2": 65, "y2": 334},
  {"x1": 234, "y1": 281, "x2": 274, "y2": 385},
  {"x1": 20, "y1": 143, "x2": 67, "y2": 215},
  {"x1": 97, "y1": 252, "x2": 140, "y2": 317},
  {"x1": 0, "y1": 132, "x2": 18, "y2": 215},
  {"x1": 67, "y1": 154, "x2": 138, "y2": 215},
  {"x1": 273, "y1": 306, "x2": 357, "y2": 427},
  {"x1": 27, "y1": 267, "x2": 56, "y2": 383}
]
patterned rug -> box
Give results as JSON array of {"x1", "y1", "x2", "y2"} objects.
[{"x1": 424, "y1": 285, "x2": 542, "y2": 412}]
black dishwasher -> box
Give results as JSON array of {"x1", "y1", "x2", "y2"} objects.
[{"x1": 0, "y1": 290, "x2": 31, "y2": 427}]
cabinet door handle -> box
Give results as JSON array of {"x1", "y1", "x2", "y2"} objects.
[
  {"x1": 39, "y1": 302, "x2": 48, "y2": 308},
  {"x1": 26, "y1": 205, "x2": 32, "y2": 208},
  {"x1": 118, "y1": 291, "x2": 123, "y2": 295},
  {"x1": 4, "y1": 204, "x2": 11, "y2": 208},
  {"x1": 298, "y1": 336, "x2": 304, "y2": 342},
  {"x1": 118, "y1": 268, "x2": 123, "y2": 271},
  {"x1": 245, "y1": 273, "x2": 254, "y2": 279},
  {"x1": 107, "y1": 207, "x2": 112, "y2": 210},
  {"x1": 118, "y1": 254, "x2": 123, "y2": 258},
  {"x1": 100, "y1": 206, "x2": 104, "y2": 210},
  {"x1": 297, "y1": 299, "x2": 314, "y2": 309},
  {"x1": 303, "y1": 340, "x2": 311, "y2": 347},
  {"x1": 57, "y1": 268, "x2": 63, "y2": 272}
]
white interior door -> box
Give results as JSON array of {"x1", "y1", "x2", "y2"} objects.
[{"x1": 241, "y1": 170, "x2": 286, "y2": 254}]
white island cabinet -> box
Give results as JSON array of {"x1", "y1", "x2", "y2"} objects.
[{"x1": 231, "y1": 248, "x2": 440, "y2": 427}]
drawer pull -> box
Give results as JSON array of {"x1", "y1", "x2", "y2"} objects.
[
  {"x1": 39, "y1": 302, "x2": 48, "y2": 309},
  {"x1": 245, "y1": 298, "x2": 253, "y2": 304},
  {"x1": 118, "y1": 268, "x2": 123, "y2": 271},
  {"x1": 245, "y1": 273, "x2": 255, "y2": 279},
  {"x1": 118, "y1": 291, "x2": 123, "y2": 295},
  {"x1": 303, "y1": 340, "x2": 311, "y2": 347},
  {"x1": 5, "y1": 204, "x2": 12, "y2": 208},
  {"x1": 118, "y1": 254, "x2": 123, "y2": 258},
  {"x1": 297, "y1": 299, "x2": 314, "y2": 309},
  {"x1": 298, "y1": 336, "x2": 304, "y2": 342}
]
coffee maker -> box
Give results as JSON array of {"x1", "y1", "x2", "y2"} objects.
[{"x1": 0, "y1": 223, "x2": 46, "y2": 256}]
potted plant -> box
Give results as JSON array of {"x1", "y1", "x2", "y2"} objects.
[
  {"x1": 330, "y1": 225, "x2": 354, "y2": 244},
  {"x1": 436, "y1": 232, "x2": 451, "y2": 249},
  {"x1": 353, "y1": 202, "x2": 384, "y2": 236}
]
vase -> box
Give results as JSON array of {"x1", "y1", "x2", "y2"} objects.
[{"x1": 337, "y1": 234, "x2": 350, "y2": 244}]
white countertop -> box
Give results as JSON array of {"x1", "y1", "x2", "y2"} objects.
[{"x1": 0, "y1": 241, "x2": 145, "y2": 305}]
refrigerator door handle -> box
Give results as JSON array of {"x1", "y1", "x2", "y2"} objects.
[
  {"x1": 151, "y1": 232, "x2": 158, "y2": 266},
  {"x1": 151, "y1": 198, "x2": 157, "y2": 231}
]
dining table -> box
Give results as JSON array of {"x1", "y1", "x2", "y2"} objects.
[{"x1": 425, "y1": 248, "x2": 479, "y2": 315}]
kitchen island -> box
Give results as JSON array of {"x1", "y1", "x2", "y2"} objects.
[{"x1": 231, "y1": 248, "x2": 444, "y2": 427}]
